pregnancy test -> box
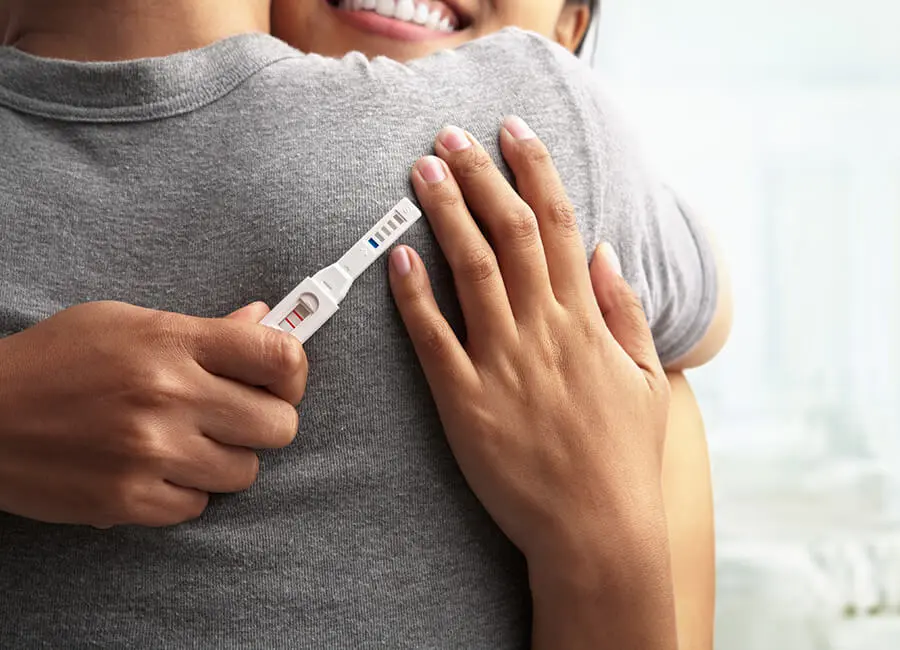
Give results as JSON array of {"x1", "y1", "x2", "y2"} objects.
[{"x1": 260, "y1": 198, "x2": 422, "y2": 343}]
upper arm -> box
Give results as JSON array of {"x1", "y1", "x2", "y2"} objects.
[
  {"x1": 642, "y1": 193, "x2": 732, "y2": 370},
  {"x1": 665, "y1": 229, "x2": 733, "y2": 370},
  {"x1": 537, "y1": 39, "x2": 728, "y2": 367}
]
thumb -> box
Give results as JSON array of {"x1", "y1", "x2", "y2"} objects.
[
  {"x1": 225, "y1": 301, "x2": 270, "y2": 323},
  {"x1": 224, "y1": 301, "x2": 307, "y2": 406},
  {"x1": 590, "y1": 243, "x2": 663, "y2": 378}
]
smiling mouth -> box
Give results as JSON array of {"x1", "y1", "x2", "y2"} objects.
[{"x1": 326, "y1": 0, "x2": 470, "y2": 35}]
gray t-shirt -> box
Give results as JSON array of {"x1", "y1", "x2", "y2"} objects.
[{"x1": 0, "y1": 30, "x2": 716, "y2": 648}]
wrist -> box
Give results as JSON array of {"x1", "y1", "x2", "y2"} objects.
[
  {"x1": 527, "y1": 494, "x2": 677, "y2": 650},
  {"x1": 527, "y1": 492, "x2": 670, "y2": 597},
  {"x1": 524, "y1": 475, "x2": 667, "y2": 577}
]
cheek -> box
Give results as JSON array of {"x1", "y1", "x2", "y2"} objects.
[
  {"x1": 270, "y1": 0, "x2": 319, "y2": 42},
  {"x1": 270, "y1": 0, "x2": 358, "y2": 58},
  {"x1": 486, "y1": 0, "x2": 563, "y2": 38}
]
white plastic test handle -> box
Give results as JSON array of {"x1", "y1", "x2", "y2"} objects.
[
  {"x1": 259, "y1": 277, "x2": 339, "y2": 344},
  {"x1": 259, "y1": 198, "x2": 422, "y2": 344}
]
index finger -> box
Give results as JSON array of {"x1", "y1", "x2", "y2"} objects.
[
  {"x1": 433, "y1": 126, "x2": 554, "y2": 314},
  {"x1": 189, "y1": 318, "x2": 307, "y2": 390},
  {"x1": 499, "y1": 116, "x2": 594, "y2": 307}
]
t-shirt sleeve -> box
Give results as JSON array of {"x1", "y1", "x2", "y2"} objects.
[
  {"x1": 537, "y1": 36, "x2": 719, "y2": 365},
  {"x1": 408, "y1": 28, "x2": 718, "y2": 365}
]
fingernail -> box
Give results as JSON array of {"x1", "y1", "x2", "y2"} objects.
[
  {"x1": 600, "y1": 243, "x2": 623, "y2": 277},
  {"x1": 504, "y1": 115, "x2": 536, "y2": 141},
  {"x1": 416, "y1": 156, "x2": 446, "y2": 183},
  {"x1": 391, "y1": 247, "x2": 412, "y2": 277},
  {"x1": 438, "y1": 125, "x2": 472, "y2": 152}
]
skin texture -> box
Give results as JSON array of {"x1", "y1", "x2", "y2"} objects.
[
  {"x1": 271, "y1": 0, "x2": 592, "y2": 61},
  {"x1": 2, "y1": 2, "x2": 715, "y2": 645},
  {"x1": 2, "y1": 0, "x2": 270, "y2": 59},
  {"x1": 390, "y1": 118, "x2": 678, "y2": 649},
  {"x1": 268, "y1": 1, "x2": 732, "y2": 371},
  {"x1": 269, "y1": 2, "x2": 719, "y2": 645},
  {"x1": 0, "y1": 302, "x2": 307, "y2": 527},
  {"x1": 664, "y1": 372, "x2": 717, "y2": 649},
  {"x1": 0, "y1": 3, "x2": 8, "y2": 40}
]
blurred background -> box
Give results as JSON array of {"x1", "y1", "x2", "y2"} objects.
[{"x1": 586, "y1": 1, "x2": 900, "y2": 648}]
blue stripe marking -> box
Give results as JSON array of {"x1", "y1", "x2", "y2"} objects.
[{"x1": 368, "y1": 238, "x2": 379, "y2": 249}]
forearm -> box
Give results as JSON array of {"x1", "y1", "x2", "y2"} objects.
[
  {"x1": 663, "y1": 372, "x2": 715, "y2": 649},
  {"x1": 528, "y1": 496, "x2": 678, "y2": 650}
]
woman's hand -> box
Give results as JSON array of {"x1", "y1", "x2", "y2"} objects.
[{"x1": 389, "y1": 117, "x2": 677, "y2": 649}]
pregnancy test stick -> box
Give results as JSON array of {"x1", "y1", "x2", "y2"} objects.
[{"x1": 260, "y1": 198, "x2": 422, "y2": 343}]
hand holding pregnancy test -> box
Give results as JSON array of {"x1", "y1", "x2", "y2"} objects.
[{"x1": 260, "y1": 198, "x2": 422, "y2": 341}]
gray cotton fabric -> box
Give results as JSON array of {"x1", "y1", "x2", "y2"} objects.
[{"x1": 0, "y1": 29, "x2": 716, "y2": 648}]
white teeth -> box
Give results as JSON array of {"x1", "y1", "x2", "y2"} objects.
[
  {"x1": 396, "y1": 0, "x2": 415, "y2": 21},
  {"x1": 375, "y1": 0, "x2": 395, "y2": 17},
  {"x1": 425, "y1": 10, "x2": 441, "y2": 29},
  {"x1": 342, "y1": 0, "x2": 456, "y2": 32},
  {"x1": 413, "y1": 3, "x2": 429, "y2": 24}
]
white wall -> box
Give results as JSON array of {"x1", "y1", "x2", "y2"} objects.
[{"x1": 587, "y1": 2, "x2": 900, "y2": 647}]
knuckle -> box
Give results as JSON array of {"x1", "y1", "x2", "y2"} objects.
[
  {"x1": 245, "y1": 453, "x2": 262, "y2": 486},
  {"x1": 455, "y1": 245, "x2": 498, "y2": 285},
  {"x1": 572, "y1": 310, "x2": 606, "y2": 346},
  {"x1": 453, "y1": 149, "x2": 495, "y2": 181},
  {"x1": 145, "y1": 310, "x2": 189, "y2": 351},
  {"x1": 399, "y1": 272, "x2": 431, "y2": 304},
  {"x1": 535, "y1": 331, "x2": 566, "y2": 373},
  {"x1": 181, "y1": 493, "x2": 210, "y2": 522},
  {"x1": 622, "y1": 293, "x2": 651, "y2": 334},
  {"x1": 418, "y1": 317, "x2": 455, "y2": 360},
  {"x1": 148, "y1": 489, "x2": 208, "y2": 526},
  {"x1": 265, "y1": 329, "x2": 305, "y2": 377},
  {"x1": 427, "y1": 182, "x2": 464, "y2": 211},
  {"x1": 142, "y1": 308, "x2": 171, "y2": 335},
  {"x1": 141, "y1": 367, "x2": 190, "y2": 407},
  {"x1": 287, "y1": 376, "x2": 307, "y2": 407},
  {"x1": 284, "y1": 337, "x2": 308, "y2": 377},
  {"x1": 120, "y1": 420, "x2": 182, "y2": 475},
  {"x1": 545, "y1": 194, "x2": 579, "y2": 235},
  {"x1": 233, "y1": 451, "x2": 261, "y2": 490},
  {"x1": 500, "y1": 204, "x2": 539, "y2": 246},
  {"x1": 119, "y1": 413, "x2": 161, "y2": 456},
  {"x1": 111, "y1": 478, "x2": 149, "y2": 521},
  {"x1": 522, "y1": 141, "x2": 554, "y2": 166},
  {"x1": 271, "y1": 403, "x2": 300, "y2": 448}
]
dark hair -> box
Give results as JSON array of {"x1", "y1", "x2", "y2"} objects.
[
  {"x1": 567, "y1": 0, "x2": 600, "y2": 8},
  {"x1": 566, "y1": 0, "x2": 600, "y2": 55}
]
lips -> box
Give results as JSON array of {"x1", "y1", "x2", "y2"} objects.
[{"x1": 328, "y1": 0, "x2": 469, "y2": 33}]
